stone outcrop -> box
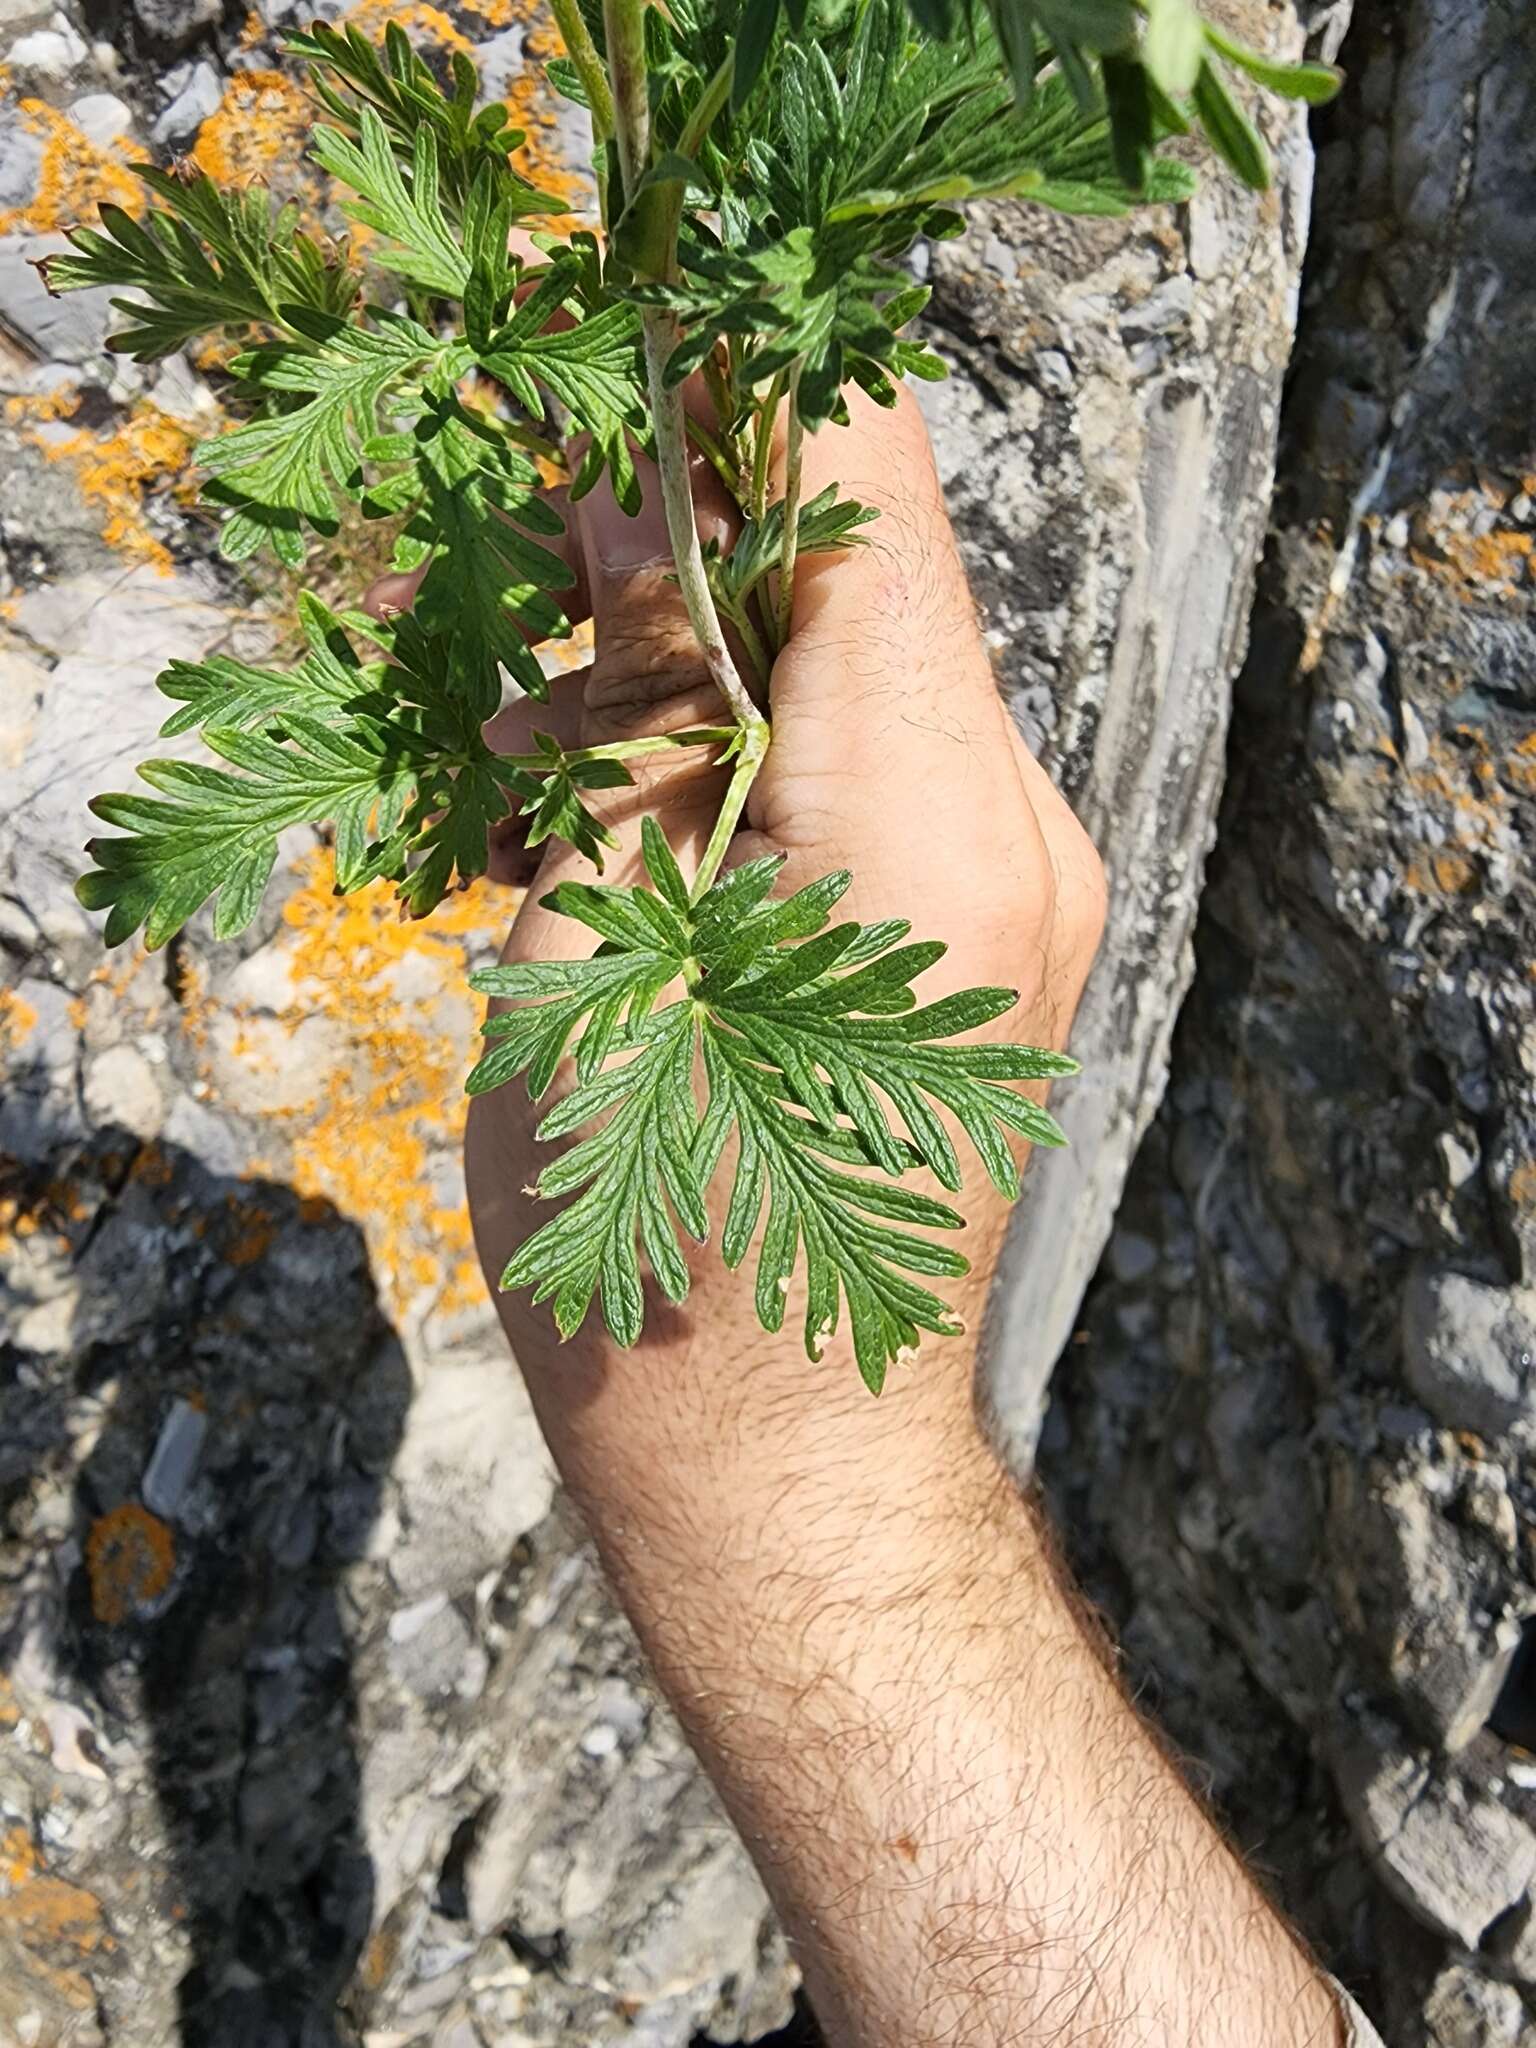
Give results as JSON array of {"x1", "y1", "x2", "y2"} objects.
[
  {"x1": 1037, "y1": 2, "x2": 1536, "y2": 2040},
  {"x1": 8, "y1": 0, "x2": 1532, "y2": 2043}
]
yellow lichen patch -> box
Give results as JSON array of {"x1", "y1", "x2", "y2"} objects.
[
  {"x1": 14, "y1": 393, "x2": 198, "y2": 576},
  {"x1": 0, "y1": 988, "x2": 38, "y2": 1049},
  {"x1": 1502, "y1": 729, "x2": 1536, "y2": 799},
  {"x1": 1403, "y1": 729, "x2": 1507, "y2": 848},
  {"x1": 343, "y1": 0, "x2": 472, "y2": 52},
  {"x1": 1431, "y1": 527, "x2": 1535, "y2": 597},
  {"x1": 0, "y1": 1872, "x2": 108, "y2": 1955},
  {"x1": 272, "y1": 847, "x2": 510, "y2": 1315},
  {"x1": 190, "y1": 68, "x2": 313, "y2": 188},
  {"x1": 1409, "y1": 482, "x2": 1536, "y2": 600},
  {"x1": 85, "y1": 1503, "x2": 176, "y2": 1626},
  {"x1": 503, "y1": 8, "x2": 589, "y2": 221},
  {"x1": 0, "y1": 98, "x2": 143, "y2": 237},
  {"x1": 1404, "y1": 850, "x2": 1478, "y2": 897},
  {"x1": 1, "y1": 1826, "x2": 40, "y2": 1887},
  {"x1": 1510, "y1": 1160, "x2": 1536, "y2": 1210}
]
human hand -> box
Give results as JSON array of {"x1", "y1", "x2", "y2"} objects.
[
  {"x1": 449, "y1": 378, "x2": 1104, "y2": 1503},
  {"x1": 382, "y1": 398, "x2": 1356, "y2": 2048}
]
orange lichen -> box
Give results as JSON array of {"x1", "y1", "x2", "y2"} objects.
[
  {"x1": 190, "y1": 68, "x2": 313, "y2": 187},
  {"x1": 13, "y1": 391, "x2": 198, "y2": 576},
  {"x1": 129, "y1": 1139, "x2": 176, "y2": 1188},
  {"x1": 503, "y1": 8, "x2": 589, "y2": 221},
  {"x1": 1403, "y1": 850, "x2": 1478, "y2": 896},
  {"x1": 0, "y1": 988, "x2": 38, "y2": 1049},
  {"x1": 223, "y1": 1193, "x2": 279, "y2": 1265},
  {"x1": 1510, "y1": 1161, "x2": 1536, "y2": 1210},
  {"x1": 0, "y1": 98, "x2": 143, "y2": 237},
  {"x1": 85, "y1": 1503, "x2": 176, "y2": 1626},
  {"x1": 343, "y1": 0, "x2": 472, "y2": 52},
  {"x1": 2, "y1": 1826, "x2": 40, "y2": 1887},
  {"x1": 0, "y1": 1870, "x2": 108, "y2": 1954},
  {"x1": 1428, "y1": 527, "x2": 1535, "y2": 597},
  {"x1": 274, "y1": 846, "x2": 509, "y2": 1314}
]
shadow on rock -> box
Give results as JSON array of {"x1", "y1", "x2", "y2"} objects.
[{"x1": 1, "y1": 1110, "x2": 410, "y2": 2048}]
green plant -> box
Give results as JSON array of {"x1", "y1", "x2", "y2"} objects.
[{"x1": 49, "y1": 0, "x2": 1336, "y2": 1389}]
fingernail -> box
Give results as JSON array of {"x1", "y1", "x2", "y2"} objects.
[{"x1": 577, "y1": 469, "x2": 672, "y2": 576}]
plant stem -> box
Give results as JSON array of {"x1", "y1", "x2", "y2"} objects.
[
  {"x1": 690, "y1": 719, "x2": 769, "y2": 901},
  {"x1": 683, "y1": 411, "x2": 742, "y2": 501},
  {"x1": 602, "y1": 0, "x2": 650, "y2": 192},
  {"x1": 750, "y1": 369, "x2": 785, "y2": 522},
  {"x1": 774, "y1": 368, "x2": 804, "y2": 648},
  {"x1": 677, "y1": 49, "x2": 735, "y2": 157},
  {"x1": 548, "y1": 0, "x2": 615, "y2": 140},
  {"x1": 640, "y1": 310, "x2": 764, "y2": 734},
  {"x1": 495, "y1": 728, "x2": 737, "y2": 772},
  {"x1": 605, "y1": 0, "x2": 768, "y2": 888},
  {"x1": 725, "y1": 600, "x2": 771, "y2": 688}
]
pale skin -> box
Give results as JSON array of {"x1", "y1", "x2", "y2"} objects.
[{"x1": 371, "y1": 382, "x2": 1345, "y2": 2046}]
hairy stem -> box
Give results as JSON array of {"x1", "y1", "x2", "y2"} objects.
[
  {"x1": 642, "y1": 311, "x2": 764, "y2": 733},
  {"x1": 495, "y1": 728, "x2": 737, "y2": 772},
  {"x1": 690, "y1": 720, "x2": 770, "y2": 901},
  {"x1": 684, "y1": 411, "x2": 742, "y2": 500},
  {"x1": 602, "y1": 0, "x2": 650, "y2": 191},
  {"x1": 678, "y1": 50, "x2": 735, "y2": 156},
  {"x1": 774, "y1": 369, "x2": 804, "y2": 648},
  {"x1": 548, "y1": 0, "x2": 615, "y2": 139},
  {"x1": 751, "y1": 369, "x2": 785, "y2": 523},
  {"x1": 606, "y1": 0, "x2": 766, "y2": 890},
  {"x1": 725, "y1": 600, "x2": 771, "y2": 688}
]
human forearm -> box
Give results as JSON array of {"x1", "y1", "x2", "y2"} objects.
[{"x1": 545, "y1": 1343, "x2": 1344, "y2": 2048}]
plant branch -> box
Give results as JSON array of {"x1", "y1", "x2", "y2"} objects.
[
  {"x1": 605, "y1": 0, "x2": 765, "y2": 894},
  {"x1": 494, "y1": 728, "x2": 736, "y2": 772},
  {"x1": 750, "y1": 368, "x2": 785, "y2": 523},
  {"x1": 684, "y1": 411, "x2": 743, "y2": 500},
  {"x1": 547, "y1": 0, "x2": 615, "y2": 139},
  {"x1": 678, "y1": 50, "x2": 734, "y2": 157},
  {"x1": 774, "y1": 368, "x2": 804, "y2": 648},
  {"x1": 641, "y1": 311, "x2": 764, "y2": 734},
  {"x1": 602, "y1": 0, "x2": 650, "y2": 193},
  {"x1": 690, "y1": 719, "x2": 769, "y2": 901}
]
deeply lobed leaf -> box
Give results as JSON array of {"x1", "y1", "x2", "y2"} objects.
[{"x1": 468, "y1": 821, "x2": 1077, "y2": 1389}]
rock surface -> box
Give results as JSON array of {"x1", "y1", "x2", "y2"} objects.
[
  {"x1": 921, "y1": 0, "x2": 1355, "y2": 1462},
  {"x1": 1039, "y1": 0, "x2": 1536, "y2": 2039},
  {"x1": 7, "y1": 0, "x2": 1526, "y2": 2044}
]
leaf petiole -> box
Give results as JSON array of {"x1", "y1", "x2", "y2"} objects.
[
  {"x1": 689, "y1": 715, "x2": 769, "y2": 902},
  {"x1": 492, "y1": 727, "x2": 737, "y2": 774}
]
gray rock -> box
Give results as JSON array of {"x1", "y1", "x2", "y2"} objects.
[
  {"x1": 66, "y1": 91, "x2": 133, "y2": 148},
  {"x1": 1424, "y1": 1966, "x2": 1529, "y2": 2048},
  {"x1": 1335, "y1": 1727, "x2": 1536, "y2": 1949},
  {"x1": 1040, "y1": 0, "x2": 1536, "y2": 2037},
  {"x1": 151, "y1": 57, "x2": 220, "y2": 143},
  {"x1": 918, "y1": 4, "x2": 1328, "y2": 1464},
  {"x1": 82, "y1": 1041, "x2": 165, "y2": 1139},
  {"x1": 387, "y1": 1355, "x2": 557, "y2": 1600},
  {"x1": 0, "y1": 233, "x2": 114, "y2": 364},
  {"x1": 6, "y1": 13, "x2": 86, "y2": 74},
  {"x1": 129, "y1": 0, "x2": 219, "y2": 50},
  {"x1": 1403, "y1": 1267, "x2": 1536, "y2": 1439},
  {"x1": 0, "y1": 121, "x2": 45, "y2": 212},
  {"x1": 141, "y1": 1397, "x2": 209, "y2": 1520}
]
